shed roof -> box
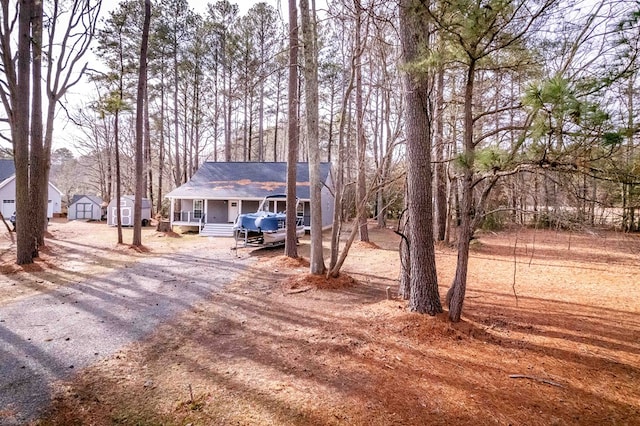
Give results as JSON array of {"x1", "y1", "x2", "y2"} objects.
[
  {"x1": 108, "y1": 195, "x2": 152, "y2": 208},
  {"x1": 70, "y1": 195, "x2": 104, "y2": 206},
  {"x1": 0, "y1": 159, "x2": 15, "y2": 183},
  {"x1": 165, "y1": 162, "x2": 332, "y2": 200}
]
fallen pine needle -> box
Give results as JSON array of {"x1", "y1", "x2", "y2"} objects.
[{"x1": 509, "y1": 374, "x2": 563, "y2": 387}]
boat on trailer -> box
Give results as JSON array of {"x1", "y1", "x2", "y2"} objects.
[{"x1": 233, "y1": 194, "x2": 305, "y2": 247}]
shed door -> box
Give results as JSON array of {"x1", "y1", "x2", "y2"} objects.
[
  {"x1": 228, "y1": 200, "x2": 239, "y2": 223},
  {"x1": 77, "y1": 203, "x2": 92, "y2": 219},
  {"x1": 112, "y1": 206, "x2": 132, "y2": 226},
  {"x1": 121, "y1": 207, "x2": 132, "y2": 226}
]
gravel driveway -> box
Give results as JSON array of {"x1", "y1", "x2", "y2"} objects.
[{"x1": 0, "y1": 242, "x2": 252, "y2": 425}]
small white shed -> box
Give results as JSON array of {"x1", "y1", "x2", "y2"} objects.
[
  {"x1": 107, "y1": 195, "x2": 152, "y2": 227},
  {"x1": 68, "y1": 195, "x2": 104, "y2": 221}
]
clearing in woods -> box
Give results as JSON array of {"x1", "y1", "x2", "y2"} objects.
[{"x1": 1, "y1": 219, "x2": 639, "y2": 425}]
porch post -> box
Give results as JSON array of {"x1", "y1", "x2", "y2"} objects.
[
  {"x1": 170, "y1": 198, "x2": 175, "y2": 225},
  {"x1": 205, "y1": 199, "x2": 209, "y2": 223}
]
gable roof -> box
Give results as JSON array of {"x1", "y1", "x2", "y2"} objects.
[
  {"x1": 0, "y1": 158, "x2": 15, "y2": 183},
  {"x1": 166, "y1": 162, "x2": 332, "y2": 200},
  {"x1": 0, "y1": 159, "x2": 63, "y2": 197},
  {"x1": 70, "y1": 195, "x2": 104, "y2": 206},
  {"x1": 108, "y1": 195, "x2": 152, "y2": 208}
]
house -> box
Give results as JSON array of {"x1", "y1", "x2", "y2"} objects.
[
  {"x1": 106, "y1": 195, "x2": 152, "y2": 226},
  {"x1": 68, "y1": 195, "x2": 105, "y2": 221},
  {"x1": 165, "y1": 162, "x2": 334, "y2": 236},
  {"x1": 0, "y1": 158, "x2": 62, "y2": 220}
]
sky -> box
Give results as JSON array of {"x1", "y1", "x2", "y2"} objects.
[
  {"x1": 53, "y1": 0, "x2": 286, "y2": 153},
  {"x1": 50, "y1": 0, "x2": 328, "y2": 154}
]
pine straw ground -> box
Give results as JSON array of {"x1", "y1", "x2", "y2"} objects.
[{"x1": 2, "y1": 220, "x2": 639, "y2": 425}]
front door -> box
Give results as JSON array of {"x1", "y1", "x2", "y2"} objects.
[{"x1": 228, "y1": 200, "x2": 239, "y2": 223}]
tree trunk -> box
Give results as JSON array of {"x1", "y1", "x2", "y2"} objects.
[
  {"x1": 446, "y1": 61, "x2": 476, "y2": 322},
  {"x1": 115, "y1": 108, "x2": 123, "y2": 244},
  {"x1": 273, "y1": 71, "x2": 281, "y2": 162},
  {"x1": 157, "y1": 57, "x2": 166, "y2": 215},
  {"x1": 327, "y1": 85, "x2": 335, "y2": 163},
  {"x1": 284, "y1": 0, "x2": 299, "y2": 258},
  {"x1": 300, "y1": 0, "x2": 326, "y2": 274},
  {"x1": 399, "y1": 0, "x2": 442, "y2": 315},
  {"x1": 329, "y1": 57, "x2": 356, "y2": 271},
  {"x1": 225, "y1": 51, "x2": 232, "y2": 162},
  {"x1": 133, "y1": 0, "x2": 150, "y2": 247},
  {"x1": 374, "y1": 89, "x2": 384, "y2": 229},
  {"x1": 15, "y1": 0, "x2": 35, "y2": 264},
  {"x1": 434, "y1": 66, "x2": 447, "y2": 241},
  {"x1": 31, "y1": 0, "x2": 44, "y2": 251},
  {"x1": 214, "y1": 50, "x2": 219, "y2": 162},
  {"x1": 173, "y1": 30, "x2": 181, "y2": 185},
  {"x1": 258, "y1": 42, "x2": 265, "y2": 162},
  {"x1": 398, "y1": 199, "x2": 410, "y2": 299},
  {"x1": 355, "y1": 0, "x2": 369, "y2": 243},
  {"x1": 145, "y1": 62, "x2": 153, "y2": 208}
]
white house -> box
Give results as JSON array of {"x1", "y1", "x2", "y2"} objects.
[
  {"x1": 165, "y1": 162, "x2": 334, "y2": 236},
  {"x1": 0, "y1": 159, "x2": 62, "y2": 220}
]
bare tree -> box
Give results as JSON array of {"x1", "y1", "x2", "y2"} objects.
[
  {"x1": 133, "y1": 0, "x2": 151, "y2": 247},
  {"x1": 0, "y1": 0, "x2": 37, "y2": 264},
  {"x1": 285, "y1": 0, "x2": 300, "y2": 258},
  {"x1": 300, "y1": 0, "x2": 326, "y2": 274},
  {"x1": 31, "y1": 0, "x2": 44, "y2": 249},
  {"x1": 354, "y1": 0, "x2": 369, "y2": 242},
  {"x1": 41, "y1": 0, "x2": 101, "y2": 245}
]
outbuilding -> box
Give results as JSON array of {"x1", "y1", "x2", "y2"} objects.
[
  {"x1": 107, "y1": 195, "x2": 152, "y2": 227},
  {"x1": 68, "y1": 195, "x2": 105, "y2": 221},
  {"x1": 0, "y1": 158, "x2": 62, "y2": 220}
]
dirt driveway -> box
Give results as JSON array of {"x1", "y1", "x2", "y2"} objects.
[{"x1": 0, "y1": 220, "x2": 252, "y2": 425}]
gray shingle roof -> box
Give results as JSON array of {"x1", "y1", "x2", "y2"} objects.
[
  {"x1": 0, "y1": 159, "x2": 15, "y2": 183},
  {"x1": 122, "y1": 195, "x2": 152, "y2": 208},
  {"x1": 166, "y1": 162, "x2": 331, "y2": 200},
  {"x1": 70, "y1": 195, "x2": 104, "y2": 206}
]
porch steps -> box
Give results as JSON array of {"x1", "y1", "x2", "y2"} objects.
[{"x1": 200, "y1": 223, "x2": 235, "y2": 237}]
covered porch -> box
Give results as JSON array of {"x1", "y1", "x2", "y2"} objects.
[
  {"x1": 169, "y1": 197, "x2": 310, "y2": 236},
  {"x1": 170, "y1": 198, "x2": 257, "y2": 236}
]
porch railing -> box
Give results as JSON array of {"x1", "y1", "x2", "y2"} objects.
[{"x1": 172, "y1": 211, "x2": 205, "y2": 224}]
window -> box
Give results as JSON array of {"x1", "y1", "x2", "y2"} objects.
[{"x1": 193, "y1": 200, "x2": 203, "y2": 219}]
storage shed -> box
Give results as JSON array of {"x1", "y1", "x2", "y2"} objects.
[
  {"x1": 68, "y1": 195, "x2": 105, "y2": 221},
  {"x1": 107, "y1": 195, "x2": 152, "y2": 226}
]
